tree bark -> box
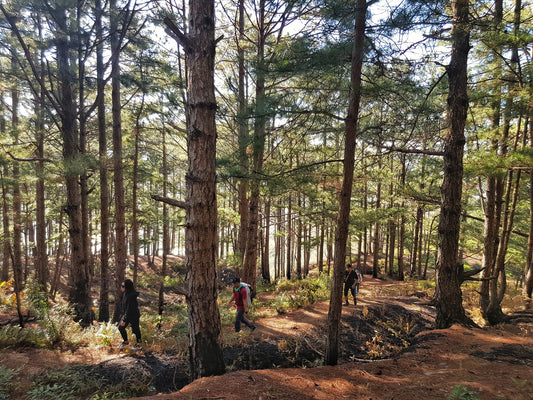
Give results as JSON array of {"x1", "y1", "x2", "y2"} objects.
[
  {"x1": 32, "y1": 16, "x2": 48, "y2": 291},
  {"x1": 434, "y1": 0, "x2": 471, "y2": 329},
  {"x1": 261, "y1": 199, "x2": 271, "y2": 282},
  {"x1": 159, "y1": 128, "x2": 169, "y2": 322},
  {"x1": 110, "y1": 0, "x2": 127, "y2": 323},
  {"x1": 165, "y1": 0, "x2": 226, "y2": 378},
  {"x1": 11, "y1": 37, "x2": 23, "y2": 299},
  {"x1": 325, "y1": 0, "x2": 366, "y2": 365},
  {"x1": 96, "y1": 0, "x2": 110, "y2": 322},
  {"x1": 237, "y1": 0, "x2": 249, "y2": 266},
  {"x1": 525, "y1": 38, "x2": 533, "y2": 303},
  {"x1": 242, "y1": 0, "x2": 267, "y2": 288}
]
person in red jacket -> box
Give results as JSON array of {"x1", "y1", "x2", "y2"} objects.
[{"x1": 226, "y1": 277, "x2": 256, "y2": 333}]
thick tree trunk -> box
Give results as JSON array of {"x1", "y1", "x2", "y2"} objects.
[
  {"x1": 164, "y1": 0, "x2": 226, "y2": 378},
  {"x1": 325, "y1": 0, "x2": 366, "y2": 366},
  {"x1": 434, "y1": 0, "x2": 471, "y2": 329}
]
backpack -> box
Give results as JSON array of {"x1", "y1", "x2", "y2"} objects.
[{"x1": 239, "y1": 282, "x2": 254, "y2": 307}]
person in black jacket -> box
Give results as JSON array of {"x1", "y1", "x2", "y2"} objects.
[
  {"x1": 344, "y1": 264, "x2": 358, "y2": 306},
  {"x1": 118, "y1": 279, "x2": 142, "y2": 350}
]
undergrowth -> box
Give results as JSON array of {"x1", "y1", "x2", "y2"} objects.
[
  {"x1": 0, "y1": 366, "x2": 15, "y2": 399},
  {"x1": 27, "y1": 367, "x2": 152, "y2": 400}
]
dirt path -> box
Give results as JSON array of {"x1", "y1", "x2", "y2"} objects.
[
  {"x1": 2, "y1": 276, "x2": 533, "y2": 400},
  {"x1": 140, "y1": 324, "x2": 533, "y2": 400},
  {"x1": 135, "y1": 278, "x2": 533, "y2": 400},
  {"x1": 255, "y1": 277, "x2": 432, "y2": 339}
]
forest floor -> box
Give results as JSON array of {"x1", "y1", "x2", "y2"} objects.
[
  {"x1": 130, "y1": 276, "x2": 533, "y2": 400},
  {"x1": 1, "y1": 259, "x2": 533, "y2": 399}
]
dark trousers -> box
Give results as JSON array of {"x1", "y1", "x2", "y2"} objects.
[
  {"x1": 119, "y1": 319, "x2": 142, "y2": 343},
  {"x1": 235, "y1": 309, "x2": 255, "y2": 332}
]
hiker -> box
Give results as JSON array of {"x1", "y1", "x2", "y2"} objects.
[
  {"x1": 354, "y1": 266, "x2": 363, "y2": 297},
  {"x1": 118, "y1": 279, "x2": 142, "y2": 350},
  {"x1": 226, "y1": 277, "x2": 256, "y2": 333},
  {"x1": 344, "y1": 264, "x2": 358, "y2": 306}
]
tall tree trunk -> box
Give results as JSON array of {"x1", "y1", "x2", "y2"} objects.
[
  {"x1": 372, "y1": 178, "x2": 381, "y2": 278},
  {"x1": 159, "y1": 128, "x2": 169, "y2": 322},
  {"x1": 132, "y1": 109, "x2": 142, "y2": 287},
  {"x1": 397, "y1": 155, "x2": 406, "y2": 281},
  {"x1": 261, "y1": 199, "x2": 271, "y2": 282},
  {"x1": 55, "y1": 8, "x2": 91, "y2": 324},
  {"x1": 479, "y1": 0, "x2": 504, "y2": 323},
  {"x1": 237, "y1": 0, "x2": 249, "y2": 265},
  {"x1": 165, "y1": 0, "x2": 226, "y2": 377},
  {"x1": 35, "y1": 21, "x2": 48, "y2": 291},
  {"x1": 0, "y1": 93, "x2": 7, "y2": 283},
  {"x1": 325, "y1": 0, "x2": 366, "y2": 365},
  {"x1": 524, "y1": 35, "x2": 533, "y2": 303},
  {"x1": 286, "y1": 193, "x2": 292, "y2": 280},
  {"x1": 110, "y1": 0, "x2": 127, "y2": 322},
  {"x1": 96, "y1": 0, "x2": 110, "y2": 322},
  {"x1": 483, "y1": 0, "x2": 523, "y2": 323},
  {"x1": 242, "y1": 0, "x2": 267, "y2": 288},
  {"x1": 434, "y1": 0, "x2": 471, "y2": 329},
  {"x1": 296, "y1": 195, "x2": 302, "y2": 279},
  {"x1": 410, "y1": 206, "x2": 422, "y2": 277},
  {"x1": 76, "y1": 2, "x2": 92, "y2": 295},
  {"x1": 11, "y1": 39, "x2": 23, "y2": 300}
]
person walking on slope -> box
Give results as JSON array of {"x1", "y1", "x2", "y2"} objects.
[
  {"x1": 344, "y1": 264, "x2": 359, "y2": 306},
  {"x1": 118, "y1": 279, "x2": 142, "y2": 350},
  {"x1": 227, "y1": 277, "x2": 256, "y2": 333}
]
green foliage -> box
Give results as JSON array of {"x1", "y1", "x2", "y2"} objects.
[
  {"x1": 27, "y1": 367, "x2": 151, "y2": 400},
  {"x1": 136, "y1": 273, "x2": 162, "y2": 289},
  {"x1": 94, "y1": 322, "x2": 119, "y2": 347},
  {"x1": 0, "y1": 366, "x2": 15, "y2": 399},
  {"x1": 269, "y1": 274, "x2": 331, "y2": 314},
  {"x1": 41, "y1": 302, "x2": 82, "y2": 347},
  {"x1": 0, "y1": 282, "x2": 85, "y2": 348},
  {"x1": 447, "y1": 385, "x2": 480, "y2": 400},
  {"x1": 164, "y1": 275, "x2": 185, "y2": 288},
  {"x1": 417, "y1": 280, "x2": 435, "y2": 290},
  {"x1": 0, "y1": 325, "x2": 44, "y2": 348},
  {"x1": 27, "y1": 279, "x2": 50, "y2": 318}
]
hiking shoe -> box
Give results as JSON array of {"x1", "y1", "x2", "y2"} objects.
[
  {"x1": 117, "y1": 342, "x2": 129, "y2": 349},
  {"x1": 250, "y1": 326, "x2": 256, "y2": 332},
  {"x1": 131, "y1": 345, "x2": 142, "y2": 351},
  {"x1": 344, "y1": 301, "x2": 349, "y2": 306}
]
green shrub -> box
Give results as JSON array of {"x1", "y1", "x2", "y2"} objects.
[
  {"x1": 447, "y1": 385, "x2": 480, "y2": 400},
  {"x1": 0, "y1": 366, "x2": 15, "y2": 399}
]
